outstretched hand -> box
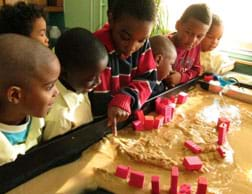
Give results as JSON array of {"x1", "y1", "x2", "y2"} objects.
[{"x1": 107, "y1": 106, "x2": 130, "y2": 136}]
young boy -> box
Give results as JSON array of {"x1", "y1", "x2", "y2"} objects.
[
  {"x1": 166, "y1": 3, "x2": 212, "y2": 86},
  {"x1": 0, "y1": 1, "x2": 49, "y2": 47},
  {"x1": 43, "y1": 28, "x2": 108, "y2": 140},
  {"x1": 150, "y1": 35, "x2": 177, "y2": 95},
  {"x1": 91, "y1": 0, "x2": 157, "y2": 130},
  {"x1": 0, "y1": 34, "x2": 60, "y2": 165},
  {"x1": 200, "y1": 14, "x2": 235, "y2": 74}
]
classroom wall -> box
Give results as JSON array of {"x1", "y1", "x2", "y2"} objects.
[{"x1": 64, "y1": 0, "x2": 107, "y2": 32}]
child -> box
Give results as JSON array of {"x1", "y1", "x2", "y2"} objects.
[
  {"x1": 0, "y1": 34, "x2": 60, "y2": 165},
  {"x1": 43, "y1": 28, "x2": 108, "y2": 140},
  {"x1": 200, "y1": 14, "x2": 235, "y2": 74},
  {"x1": 166, "y1": 3, "x2": 212, "y2": 87},
  {"x1": 90, "y1": 0, "x2": 157, "y2": 130},
  {"x1": 0, "y1": 1, "x2": 49, "y2": 47},
  {"x1": 150, "y1": 35, "x2": 177, "y2": 95}
]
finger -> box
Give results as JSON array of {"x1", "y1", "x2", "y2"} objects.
[{"x1": 112, "y1": 117, "x2": 118, "y2": 136}]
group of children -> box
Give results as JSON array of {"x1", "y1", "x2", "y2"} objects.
[{"x1": 0, "y1": 0, "x2": 233, "y2": 166}]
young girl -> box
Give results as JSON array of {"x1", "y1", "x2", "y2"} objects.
[
  {"x1": 165, "y1": 3, "x2": 212, "y2": 86},
  {"x1": 90, "y1": 0, "x2": 157, "y2": 131},
  {"x1": 200, "y1": 14, "x2": 235, "y2": 74},
  {"x1": 0, "y1": 1, "x2": 49, "y2": 47}
]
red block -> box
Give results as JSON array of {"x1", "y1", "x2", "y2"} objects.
[
  {"x1": 177, "y1": 92, "x2": 188, "y2": 104},
  {"x1": 204, "y1": 75, "x2": 214, "y2": 82},
  {"x1": 128, "y1": 170, "x2": 145, "y2": 188},
  {"x1": 217, "y1": 126, "x2": 226, "y2": 145},
  {"x1": 179, "y1": 183, "x2": 191, "y2": 194},
  {"x1": 144, "y1": 115, "x2": 154, "y2": 130},
  {"x1": 170, "y1": 166, "x2": 179, "y2": 194},
  {"x1": 169, "y1": 95, "x2": 176, "y2": 103},
  {"x1": 151, "y1": 175, "x2": 160, "y2": 194},
  {"x1": 115, "y1": 165, "x2": 130, "y2": 179},
  {"x1": 183, "y1": 156, "x2": 203, "y2": 171},
  {"x1": 132, "y1": 120, "x2": 144, "y2": 131},
  {"x1": 160, "y1": 97, "x2": 171, "y2": 105},
  {"x1": 155, "y1": 97, "x2": 162, "y2": 112},
  {"x1": 154, "y1": 115, "x2": 164, "y2": 129},
  {"x1": 184, "y1": 140, "x2": 202, "y2": 154},
  {"x1": 196, "y1": 176, "x2": 208, "y2": 194},
  {"x1": 217, "y1": 146, "x2": 226, "y2": 158},
  {"x1": 135, "y1": 110, "x2": 145, "y2": 123},
  {"x1": 217, "y1": 117, "x2": 230, "y2": 132}
]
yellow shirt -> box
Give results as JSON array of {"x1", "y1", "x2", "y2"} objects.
[
  {"x1": 200, "y1": 51, "x2": 235, "y2": 74},
  {"x1": 43, "y1": 81, "x2": 93, "y2": 141},
  {"x1": 0, "y1": 117, "x2": 44, "y2": 166}
]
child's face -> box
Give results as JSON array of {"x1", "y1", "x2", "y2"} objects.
[
  {"x1": 30, "y1": 17, "x2": 49, "y2": 47},
  {"x1": 176, "y1": 17, "x2": 209, "y2": 50},
  {"x1": 22, "y1": 58, "x2": 60, "y2": 117},
  {"x1": 201, "y1": 24, "x2": 224, "y2": 52},
  {"x1": 110, "y1": 14, "x2": 153, "y2": 59},
  {"x1": 157, "y1": 53, "x2": 177, "y2": 81},
  {"x1": 67, "y1": 56, "x2": 108, "y2": 93}
]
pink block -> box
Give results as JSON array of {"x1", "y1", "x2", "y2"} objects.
[
  {"x1": 217, "y1": 146, "x2": 226, "y2": 158},
  {"x1": 128, "y1": 170, "x2": 145, "y2": 188},
  {"x1": 132, "y1": 120, "x2": 144, "y2": 131},
  {"x1": 217, "y1": 117, "x2": 230, "y2": 132},
  {"x1": 217, "y1": 126, "x2": 226, "y2": 145},
  {"x1": 184, "y1": 140, "x2": 202, "y2": 154},
  {"x1": 135, "y1": 110, "x2": 145, "y2": 123},
  {"x1": 183, "y1": 156, "x2": 203, "y2": 171},
  {"x1": 177, "y1": 92, "x2": 188, "y2": 104},
  {"x1": 179, "y1": 183, "x2": 191, "y2": 194},
  {"x1": 169, "y1": 95, "x2": 176, "y2": 103},
  {"x1": 144, "y1": 115, "x2": 154, "y2": 130},
  {"x1": 196, "y1": 176, "x2": 208, "y2": 194},
  {"x1": 151, "y1": 175, "x2": 160, "y2": 194},
  {"x1": 154, "y1": 115, "x2": 164, "y2": 129},
  {"x1": 115, "y1": 165, "x2": 130, "y2": 179},
  {"x1": 160, "y1": 97, "x2": 172, "y2": 105},
  {"x1": 170, "y1": 166, "x2": 179, "y2": 194}
]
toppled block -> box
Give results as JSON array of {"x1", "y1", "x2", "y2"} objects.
[
  {"x1": 128, "y1": 170, "x2": 145, "y2": 188},
  {"x1": 217, "y1": 117, "x2": 230, "y2": 132},
  {"x1": 115, "y1": 165, "x2": 130, "y2": 179},
  {"x1": 217, "y1": 146, "x2": 226, "y2": 158},
  {"x1": 183, "y1": 156, "x2": 203, "y2": 170},
  {"x1": 184, "y1": 140, "x2": 202, "y2": 154},
  {"x1": 179, "y1": 183, "x2": 191, "y2": 194}
]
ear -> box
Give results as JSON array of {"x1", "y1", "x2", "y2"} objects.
[
  {"x1": 155, "y1": 54, "x2": 163, "y2": 66},
  {"x1": 7, "y1": 86, "x2": 22, "y2": 104}
]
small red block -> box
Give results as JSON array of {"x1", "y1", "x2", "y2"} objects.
[
  {"x1": 184, "y1": 140, "x2": 202, "y2": 154},
  {"x1": 196, "y1": 176, "x2": 208, "y2": 194},
  {"x1": 217, "y1": 146, "x2": 226, "y2": 158},
  {"x1": 217, "y1": 117, "x2": 230, "y2": 132},
  {"x1": 115, "y1": 165, "x2": 130, "y2": 179},
  {"x1": 177, "y1": 92, "x2": 188, "y2": 104},
  {"x1": 160, "y1": 97, "x2": 171, "y2": 105},
  {"x1": 183, "y1": 156, "x2": 203, "y2": 171},
  {"x1": 170, "y1": 166, "x2": 179, "y2": 194},
  {"x1": 128, "y1": 170, "x2": 145, "y2": 188},
  {"x1": 169, "y1": 95, "x2": 176, "y2": 103},
  {"x1": 179, "y1": 183, "x2": 191, "y2": 194},
  {"x1": 204, "y1": 75, "x2": 214, "y2": 82},
  {"x1": 151, "y1": 175, "x2": 160, "y2": 194},
  {"x1": 144, "y1": 115, "x2": 154, "y2": 130},
  {"x1": 132, "y1": 120, "x2": 144, "y2": 131},
  {"x1": 217, "y1": 126, "x2": 226, "y2": 145},
  {"x1": 154, "y1": 115, "x2": 164, "y2": 129},
  {"x1": 135, "y1": 110, "x2": 145, "y2": 123}
]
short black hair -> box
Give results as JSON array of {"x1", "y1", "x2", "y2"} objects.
[
  {"x1": 110, "y1": 0, "x2": 156, "y2": 22},
  {"x1": 0, "y1": 1, "x2": 46, "y2": 36},
  {"x1": 55, "y1": 27, "x2": 107, "y2": 74},
  {"x1": 180, "y1": 3, "x2": 212, "y2": 25}
]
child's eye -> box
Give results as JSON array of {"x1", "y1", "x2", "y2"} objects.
[{"x1": 46, "y1": 84, "x2": 54, "y2": 91}]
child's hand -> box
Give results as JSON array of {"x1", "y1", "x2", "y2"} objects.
[
  {"x1": 107, "y1": 106, "x2": 130, "y2": 136},
  {"x1": 165, "y1": 71, "x2": 181, "y2": 87}
]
